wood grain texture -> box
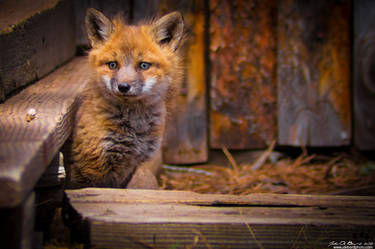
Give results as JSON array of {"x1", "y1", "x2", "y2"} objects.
[
  {"x1": 0, "y1": 0, "x2": 76, "y2": 102},
  {"x1": 66, "y1": 188, "x2": 375, "y2": 208},
  {"x1": 65, "y1": 189, "x2": 375, "y2": 248},
  {"x1": 0, "y1": 57, "x2": 90, "y2": 208},
  {"x1": 354, "y1": 0, "x2": 375, "y2": 150},
  {"x1": 157, "y1": 0, "x2": 208, "y2": 164},
  {"x1": 89, "y1": 223, "x2": 370, "y2": 249},
  {"x1": 278, "y1": 0, "x2": 351, "y2": 146},
  {"x1": 209, "y1": 0, "x2": 277, "y2": 149},
  {"x1": 0, "y1": 0, "x2": 59, "y2": 33}
]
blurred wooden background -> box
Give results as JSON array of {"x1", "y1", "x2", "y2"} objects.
[{"x1": 74, "y1": 0, "x2": 375, "y2": 164}]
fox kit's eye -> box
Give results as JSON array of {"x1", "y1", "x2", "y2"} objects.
[
  {"x1": 139, "y1": 62, "x2": 151, "y2": 70},
  {"x1": 107, "y1": 61, "x2": 118, "y2": 70}
]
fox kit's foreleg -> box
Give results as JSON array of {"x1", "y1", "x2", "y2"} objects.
[{"x1": 127, "y1": 147, "x2": 162, "y2": 189}]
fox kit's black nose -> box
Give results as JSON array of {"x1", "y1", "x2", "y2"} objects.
[{"x1": 118, "y1": 83, "x2": 131, "y2": 94}]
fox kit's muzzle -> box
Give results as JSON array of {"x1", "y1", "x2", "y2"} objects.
[{"x1": 118, "y1": 82, "x2": 131, "y2": 94}]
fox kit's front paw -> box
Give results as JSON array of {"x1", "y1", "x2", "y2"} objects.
[{"x1": 127, "y1": 166, "x2": 159, "y2": 190}]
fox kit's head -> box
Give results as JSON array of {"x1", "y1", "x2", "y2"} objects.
[{"x1": 85, "y1": 8, "x2": 184, "y2": 101}]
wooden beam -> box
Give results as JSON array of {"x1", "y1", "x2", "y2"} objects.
[
  {"x1": 66, "y1": 188, "x2": 375, "y2": 208},
  {"x1": 65, "y1": 189, "x2": 375, "y2": 248},
  {"x1": 353, "y1": 0, "x2": 375, "y2": 150},
  {"x1": 277, "y1": 0, "x2": 351, "y2": 146},
  {"x1": 209, "y1": 0, "x2": 277, "y2": 149},
  {"x1": 0, "y1": 57, "x2": 90, "y2": 208},
  {"x1": 0, "y1": 0, "x2": 76, "y2": 102}
]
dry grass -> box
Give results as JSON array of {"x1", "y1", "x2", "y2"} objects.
[{"x1": 160, "y1": 144, "x2": 375, "y2": 195}]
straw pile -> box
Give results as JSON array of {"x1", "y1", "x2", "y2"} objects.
[{"x1": 160, "y1": 142, "x2": 375, "y2": 195}]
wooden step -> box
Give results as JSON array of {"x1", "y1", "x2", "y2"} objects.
[
  {"x1": 65, "y1": 188, "x2": 375, "y2": 248},
  {"x1": 0, "y1": 57, "x2": 90, "y2": 208},
  {"x1": 0, "y1": 0, "x2": 76, "y2": 102}
]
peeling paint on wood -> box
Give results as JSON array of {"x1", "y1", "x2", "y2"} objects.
[
  {"x1": 278, "y1": 0, "x2": 351, "y2": 146},
  {"x1": 209, "y1": 0, "x2": 277, "y2": 149}
]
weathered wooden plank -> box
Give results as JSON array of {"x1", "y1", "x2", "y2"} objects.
[
  {"x1": 153, "y1": 0, "x2": 208, "y2": 164},
  {"x1": 66, "y1": 188, "x2": 375, "y2": 208},
  {"x1": 0, "y1": 57, "x2": 90, "y2": 208},
  {"x1": 72, "y1": 203, "x2": 374, "y2": 226},
  {"x1": 74, "y1": 0, "x2": 132, "y2": 46},
  {"x1": 354, "y1": 0, "x2": 375, "y2": 150},
  {"x1": 90, "y1": 223, "x2": 371, "y2": 249},
  {"x1": 278, "y1": 0, "x2": 351, "y2": 146},
  {"x1": 0, "y1": 0, "x2": 76, "y2": 102},
  {"x1": 209, "y1": 0, "x2": 277, "y2": 149},
  {"x1": 0, "y1": 0, "x2": 59, "y2": 32},
  {"x1": 65, "y1": 189, "x2": 375, "y2": 248}
]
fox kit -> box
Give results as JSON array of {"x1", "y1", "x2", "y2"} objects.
[{"x1": 64, "y1": 9, "x2": 184, "y2": 189}]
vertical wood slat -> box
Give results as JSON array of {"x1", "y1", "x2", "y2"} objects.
[
  {"x1": 156, "y1": 0, "x2": 208, "y2": 164},
  {"x1": 354, "y1": 0, "x2": 375, "y2": 150},
  {"x1": 209, "y1": 0, "x2": 277, "y2": 149},
  {"x1": 278, "y1": 0, "x2": 351, "y2": 146}
]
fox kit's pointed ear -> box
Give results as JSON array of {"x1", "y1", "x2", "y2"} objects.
[
  {"x1": 85, "y1": 8, "x2": 114, "y2": 47},
  {"x1": 152, "y1": 11, "x2": 184, "y2": 52}
]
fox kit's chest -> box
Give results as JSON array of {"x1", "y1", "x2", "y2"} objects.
[{"x1": 101, "y1": 100, "x2": 165, "y2": 164}]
